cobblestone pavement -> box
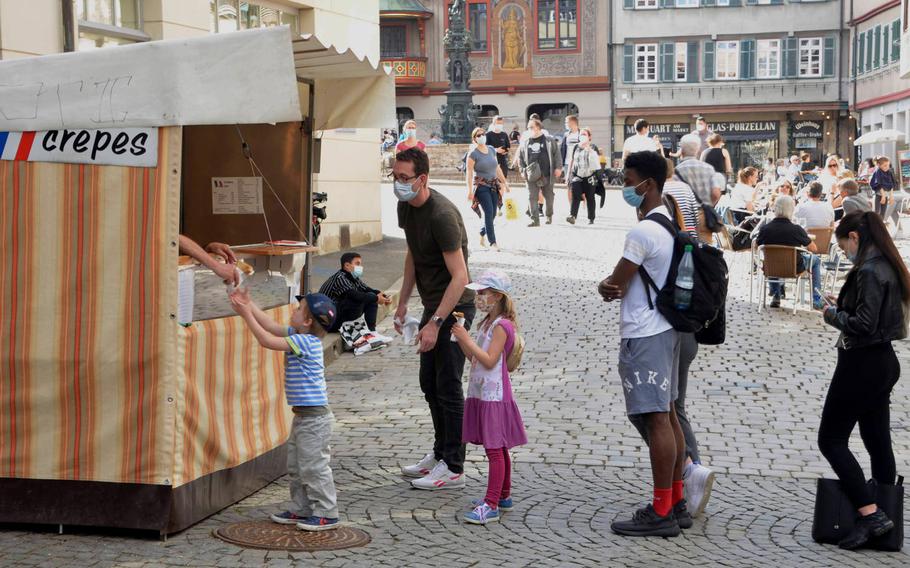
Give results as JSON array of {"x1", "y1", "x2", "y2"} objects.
[{"x1": 4, "y1": 186, "x2": 910, "y2": 567}]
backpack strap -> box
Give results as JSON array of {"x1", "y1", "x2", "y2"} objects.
[{"x1": 637, "y1": 213, "x2": 680, "y2": 311}]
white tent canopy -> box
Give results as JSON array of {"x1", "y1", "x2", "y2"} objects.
[
  {"x1": 854, "y1": 129, "x2": 907, "y2": 146},
  {"x1": 0, "y1": 26, "x2": 394, "y2": 133}
]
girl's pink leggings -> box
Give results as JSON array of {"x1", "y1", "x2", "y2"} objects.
[{"x1": 484, "y1": 447, "x2": 512, "y2": 508}]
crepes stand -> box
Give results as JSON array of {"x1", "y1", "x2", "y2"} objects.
[{"x1": 0, "y1": 27, "x2": 393, "y2": 534}]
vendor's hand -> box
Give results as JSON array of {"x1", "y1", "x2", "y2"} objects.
[
  {"x1": 598, "y1": 277, "x2": 623, "y2": 302},
  {"x1": 206, "y1": 242, "x2": 237, "y2": 264},
  {"x1": 451, "y1": 321, "x2": 470, "y2": 343},
  {"x1": 213, "y1": 262, "x2": 240, "y2": 285},
  {"x1": 417, "y1": 323, "x2": 439, "y2": 353},
  {"x1": 393, "y1": 304, "x2": 408, "y2": 334}
]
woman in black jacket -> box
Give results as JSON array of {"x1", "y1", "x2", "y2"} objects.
[{"x1": 819, "y1": 211, "x2": 910, "y2": 550}]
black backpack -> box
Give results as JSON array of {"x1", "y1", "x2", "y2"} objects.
[{"x1": 638, "y1": 213, "x2": 729, "y2": 344}]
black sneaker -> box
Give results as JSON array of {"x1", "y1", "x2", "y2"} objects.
[
  {"x1": 611, "y1": 504, "x2": 680, "y2": 537},
  {"x1": 566, "y1": 216, "x2": 576, "y2": 225},
  {"x1": 769, "y1": 295, "x2": 781, "y2": 308},
  {"x1": 528, "y1": 220, "x2": 540, "y2": 227},
  {"x1": 588, "y1": 219, "x2": 594, "y2": 225},
  {"x1": 838, "y1": 509, "x2": 894, "y2": 550},
  {"x1": 673, "y1": 500, "x2": 693, "y2": 529}
]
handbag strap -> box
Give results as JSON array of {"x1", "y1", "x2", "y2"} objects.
[{"x1": 674, "y1": 168, "x2": 706, "y2": 206}]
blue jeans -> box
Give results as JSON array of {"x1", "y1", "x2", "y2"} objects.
[
  {"x1": 769, "y1": 252, "x2": 822, "y2": 303},
  {"x1": 475, "y1": 185, "x2": 498, "y2": 245}
]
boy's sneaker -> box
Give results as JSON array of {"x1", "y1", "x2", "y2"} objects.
[
  {"x1": 270, "y1": 511, "x2": 309, "y2": 525},
  {"x1": 683, "y1": 463, "x2": 715, "y2": 517},
  {"x1": 401, "y1": 453, "x2": 438, "y2": 478},
  {"x1": 296, "y1": 516, "x2": 340, "y2": 532},
  {"x1": 471, "y1": 497, "x2": 513, "y2": 511},
  {"x1": 610, "y1": 504, "x2": 680, "y2": 538},
  {"x1": 464, "y1": 502, "x2": 499, "y2": 525},
  {"x1": 673, "y1": 499, "x2": 694, "y2": 529},
  {"x1": 411, "y1": 461, "x2": 465, "y2": 490}
]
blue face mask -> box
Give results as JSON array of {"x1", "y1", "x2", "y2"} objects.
[
  {"x1": 394, "y1": 179, "x2": 419, "y2": 202},
  {"x1": 622, "y1": 179, "x2": 649, "y2": 208},
  {"x1": 352, "y1": 265, "x2": 364, "y2": 279}
]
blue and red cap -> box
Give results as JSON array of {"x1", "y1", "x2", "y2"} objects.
[{"x1": 296, "y1": 293, "x2": 337, "y2": 329}]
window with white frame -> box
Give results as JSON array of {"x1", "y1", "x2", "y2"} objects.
[
  {"x1": 716, "y1": 40, "x2": 739, "y2": 80},
  {"x1": 635, "y1": 0, "x2": 658, "y2": 8},
  {"x1": 716, "y1": 0, "x2": 730, "y2": 5},
  {"x1": 635, "y1": 43, "x2": 658, "y2": 82},
  {"x1": 799, "y1": 37, "x2": 822, "y2": 77},
  {"x1": 675, "y1": 42, "x2": 687, "y2": 81},
  {"x1": 756, "y1": 39, "x2": 780, "y2": 78},
  {"x1": 675, "y1": 0, "x2": 698, "y2": 7}
]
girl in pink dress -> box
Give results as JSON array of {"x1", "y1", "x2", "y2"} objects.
[{"x1": 451, "y1": 270, "x2": 527, "y2": 525}]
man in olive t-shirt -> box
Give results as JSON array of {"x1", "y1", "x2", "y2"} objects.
[{"x1": 392, "y1": 148, "x2": 476, "y2": 491}]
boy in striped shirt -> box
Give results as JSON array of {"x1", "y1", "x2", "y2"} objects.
[{"x1": 230, "y1": 289, "x2": 341, "y2": 532}]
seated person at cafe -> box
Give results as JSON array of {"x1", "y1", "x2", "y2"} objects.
[
  {"x1": 755, "y1": 195, "x2": 824, "y2": 310},
  {"x1": 318, "y1": 252, "x2": 392, "y2": 332},
  {"x1": 833, "y1": 179, "x2": 873, "y2": 215},
  {"x1": 178, "y1": 234, "x2": 238, "y2": 285},
  {"x1": 794, "y1": 181, "x2": 835, "y2": 228}
]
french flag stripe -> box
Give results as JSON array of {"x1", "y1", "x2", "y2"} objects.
[
  {"x1": 15, "y1": 132, "x2": 36, "y2": 161},
  {"x1": 1, "y1": 132, "x2": 23, "y2": 161}
]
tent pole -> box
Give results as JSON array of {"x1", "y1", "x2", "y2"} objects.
[{"x1": 300, "y1": 78, "x2": 316, "y2": 294}]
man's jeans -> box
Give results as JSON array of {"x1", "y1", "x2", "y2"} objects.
[
  {"x1": 419, "y1": 305, "x2": 475, "y2": 474},
  {"x1": 287, "y1": 412, "x2": 338, "y2": 518},
  {"x1": 328, "y1": 295, "x2": 379, "y2": 332},
  {"x1": 769, "y1": 252, "x2": 822, "y2": 303}
]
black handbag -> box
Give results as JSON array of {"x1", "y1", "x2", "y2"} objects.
[
  {"x1": 675, "y1": 170, "x2": 724, "y2": 233},
  {"x1": 812, "y1": 476, "x2": 904, "y2": 551},
  {"x1": 694, "y1": 301, "x2": 725, "y2": 345}
]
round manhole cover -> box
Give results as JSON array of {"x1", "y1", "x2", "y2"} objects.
[
  {"x1": 326, "y1": 371, "x2": 373, "y2": 381},
  {"x1": 213, "y1": 520, "x2": 371, "y2": 551}
]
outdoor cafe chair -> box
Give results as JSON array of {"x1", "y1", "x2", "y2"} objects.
[
  {"x1": 806, "y1": 227, "x2": 833, "y2": 261},
  {"x1": 822, "y1": 248, "x2": 852, "y2": 299},
  {"x1": 757, "y1": 244, "x2": 812, "y2": 314}
]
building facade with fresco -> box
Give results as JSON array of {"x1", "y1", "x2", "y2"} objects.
[
  {"x1": 612, "y1": 0, "x2": 856, "y2": 170},
  {"x1": 381, "y1": 0, "x2": 612, "y2": 145}
]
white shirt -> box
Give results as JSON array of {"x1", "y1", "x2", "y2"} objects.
[
  {"x1": 794, "y1": 199, "x2": 835, "y2": 229},
  {"x1": 623, "y1": 134, "x2": 661, "y2": 156},
  {"x1": 620, "y1": 206, "x2": 674, "y2": 339},
  {"x1": 787, "y1": 164, "x2": 801, "y2": 182},
  {"x1": 729, "y1": 182, "x2": 755, "y2": 210},
  {"x1": 816, "y1": 172, "x2": 839, "y2": 195}
]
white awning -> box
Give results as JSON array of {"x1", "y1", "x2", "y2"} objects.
[
  {"x1": 0, "y1": 27, "x2": 396, "y2": 133},
  {"x1": 293, "y1": 34, "x2": 395, "y2": 131},
  {"x1": 854, "y1": 129, "x2": 906, "y2": 146}
]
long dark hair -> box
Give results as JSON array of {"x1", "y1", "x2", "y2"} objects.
[{"x1": 835, "y1": 211, "x2": 910, "y2": 302}]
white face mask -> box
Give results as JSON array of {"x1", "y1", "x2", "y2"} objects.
[
  {"x1": 474, "y1": 137, "x2": 484, "y2": 145},
  {"x1": 696, "y1": 123, "x2": 706, "y2": 132},
  {"x1": 493, "y1": 124, "x2": 503, "y2": 133},
  {"x1": 579, "y1": 134, "x2": 589, "y2": 144}
]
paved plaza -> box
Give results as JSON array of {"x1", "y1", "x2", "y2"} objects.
[{"x1": 3, "y1": 186, "x2": 910, "y2": 567}]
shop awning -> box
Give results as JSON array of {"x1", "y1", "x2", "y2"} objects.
[
  {"x1": 0, "y1": 27, "x2": 395, "y2": 134},
  {"x1": 854, "y1": 129, "x2": 906, "y2": 146},
  {"x1": 292, "y1": 35, "x2": 395, "y2": 131}
]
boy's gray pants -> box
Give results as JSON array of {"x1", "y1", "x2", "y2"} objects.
[{"x1": 287, "y1": 411, "x2": 338, "y2": 518}]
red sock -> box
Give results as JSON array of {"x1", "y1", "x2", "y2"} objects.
[
  {"x1": 653, "y1": 488, "x2": 673, "y2": 517},
  {"x1": 672, "y1": 481, "x2": 684, "y2": 505}
]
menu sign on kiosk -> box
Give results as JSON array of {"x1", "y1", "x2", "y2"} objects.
[{"x1": 897, "y1": 147, "x2": 910, "y2": 190}]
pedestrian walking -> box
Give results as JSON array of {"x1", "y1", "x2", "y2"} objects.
[
  {"x1": 560, "y1": 114, "x2": 582, "y2": 178},
  {"x1": 675, "y1": 134, "x2": 722, "y2": 206},
  {"x1": 467, "y1": 127, "x2": 510, "y2": 251},
  {"x1": 518, "y1": 118, "x2": 562, "y2": 227},
  {"x1": 485, "y1": 115, "x2": 512, "y2": 181},
  {"x1": 566, "y1": 127, "x2": 600, "y2": 225},
  {"x1": 451, "y1": 270, "x2": 527, "y2": 526},
  {"x1": 229, "y1": 289, "x2": 342, "y2": 532},
  {"x1": 690, "y1": 116, "x2": 712, "y2": 155},
  {"x1": 819, "y1": 211, "x2": 910, "y2": 550},
  {"x1": 598, "y1": 151, "x2": 690, "y2": 537},
  {"x1": 392, "y1": 147, "x2": 476, "y2": 490},
  {"x1": 699, "y1": 133, "x2": 731, "y2": 176},
  {"x1": 870, "y1": 156, "x2": 898, "y2": 220},
  {"x1": 622, "y1": 119, "x2": 662, "y2": 162}
]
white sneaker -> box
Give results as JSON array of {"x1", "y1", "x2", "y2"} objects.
[
  {"x1": 401, "y1": 452, "x2": 439, "y2": 478},
  {"x1": 411, "y1": 461, "x2": 465, "y2": 490},
  {"x1": 683, "y1": 463, "x2": 715, "y2": 517}
]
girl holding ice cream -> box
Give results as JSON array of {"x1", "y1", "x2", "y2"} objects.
[{"x1": 451, "y1": 270, "x2": 527, "y2": 525}]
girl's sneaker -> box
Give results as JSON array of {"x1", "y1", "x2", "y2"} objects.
[
  {"x1": 296, "y1": 516, "x2": 340, "y2": 532},
  {"x1": 464, "y1": 502, "x2": 499, "y2": 525},
  {"x1": 471, "y1": 497, "x2": 513, "y2": 511},
  {"x1": 270, "y1": 511, "x2": 308, "y2": 525}
]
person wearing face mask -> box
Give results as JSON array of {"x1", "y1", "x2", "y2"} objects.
[
  {"x1": 396, "y1": 120, "x2": 425, "y2": 153},
  {"x1": 392, "y1": 147, "x2": 477, "y2": 491},
  {"x1": 318, "y1": 252, "x2": 392, "y2": 333},
  {"x1": 566, "y1": 127, "x2": 600, "y2": 225},
  {"x1": 485, "y1": 115, "x2": 512, "y2": 179},
  {"x1": 818, "y1": 211, "x2": 910, "y2": 550},
  {"x1": 560, "y1": 114, "x2": 582, "y2": 178},
  {"x1": 689, "y1": 116, "x2": 712, "y2": 156},
  {"x1": 598, "y1": 151, "x2": 691, "y2": 537},
  {"x1": 519, "y1": 118, "x2": 563, "y2": 227},
  {"x1": 467, "y1": 127, "x2": 511, "y2": 251}
]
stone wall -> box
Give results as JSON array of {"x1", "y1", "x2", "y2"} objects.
[{"x1": 424, "y1": 144, "x2": 522, "y2": 181}]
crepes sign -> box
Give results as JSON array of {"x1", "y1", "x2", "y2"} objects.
[{"x1": 0, "y1": 127, "x2": 158, "y2": 167}]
